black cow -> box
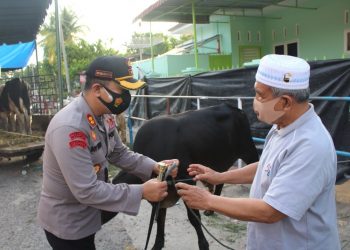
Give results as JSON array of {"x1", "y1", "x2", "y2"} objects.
[
  {"x1": 0, "y1": 78, "x2": 31, "y2": 134},
  {"x1": 112, "y1": 103, "x2": 259, "y2": 250}
]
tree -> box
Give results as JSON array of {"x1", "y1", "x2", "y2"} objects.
[
  {"x1": 65, "y1": 39, "x2": 119, "y2": 90},
  {"x1": 38, "y1": 7, "x2": 119, "y2": 92},
  {"x1": 40, "y1": 7, "x2": 85, "y2": 66}
]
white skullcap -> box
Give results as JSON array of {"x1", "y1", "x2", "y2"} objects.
[{"x1": 255, "y1": 54, "x2": 310, "y2": 90}]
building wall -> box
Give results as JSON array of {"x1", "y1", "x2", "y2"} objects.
[
  {"x1": 132, "y1": 55, "x2": 168, "y2": 79},
  {"x1": 200, "y1": 15, "x2": 232, "y2": 55},
  {"x1": 228, "y1": 0, "x2": 350, "y2": 63},
  {"x1": 133, "y1": 0, "x2": 349, "y2": 76},
  {"x1": 262, "y1": 0, "x2": 350, "y2": 60},
  {"x1": 132, "y1": 54, "x2": 210, "y2": 78},
  {"x1": 229, "y1": 17, "x2": 265, "y2": 66}
]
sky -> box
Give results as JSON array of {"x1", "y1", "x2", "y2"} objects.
[{"x1": 44, "y1": 0, "x2": 176, "y2": 53}]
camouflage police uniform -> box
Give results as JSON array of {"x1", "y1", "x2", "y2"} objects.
[{"x1": 37, "y1": 94, "x2": 156, "y2": 240}]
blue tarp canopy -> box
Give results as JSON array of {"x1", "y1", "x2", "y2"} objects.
[{"x1": 0, "y1": 41, "x2": 35, "y2": 71}]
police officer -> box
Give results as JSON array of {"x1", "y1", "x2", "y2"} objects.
[{"x1": 37, "y1": 55, "x2": 178, "y2": 250}]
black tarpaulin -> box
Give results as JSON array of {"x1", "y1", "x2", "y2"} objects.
[{"x1": 130, "y1": 59, "x2": 350, "y2": 159}]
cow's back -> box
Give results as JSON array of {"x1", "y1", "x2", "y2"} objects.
[{"x1": 133, "y1": 103, "x2": 258, "y2": 178}]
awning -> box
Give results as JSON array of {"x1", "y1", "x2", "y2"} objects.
[
  {"x1": 133, "y1": 0, "x2": 285, "y2": 23},
  {"x1": 0, "y1": 0, "x2": 52, "y2": 45},
  {"x1": 0, "y1": 41, "x2": 35, "y2": 71},
  {"x1": 163, "y1": 34, "x2": 220, "y2": 55}
]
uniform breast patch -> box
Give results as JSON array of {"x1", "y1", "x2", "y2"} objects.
[
  {"x1": 90, "y1": 142, "x2": 102, "y2": 152},
  {"x1": 108, "y1": 131, "x2": 115, "y2": 138},
  {"x1": 106, "y1": 117, "x2": 116, "y2": 129},
  {"x1": 90, "y1": 130, "x2": 97, "y2": 141}
]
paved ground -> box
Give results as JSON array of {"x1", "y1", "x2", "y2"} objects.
[{"x1": 0, "y1": 157, "x2": 349, "y2": 250}]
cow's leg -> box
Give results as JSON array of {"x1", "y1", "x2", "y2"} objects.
[
  {"x1": 8, "y1": 112, "x2": 16, "y2": 132},
  {"x1": 0, "y1": 112, "x2": 8, "y2": 130},
  {"x1": 185, "y1": 205, "x2": 209, "y2": 250},
  {"x1": 152, "y1": 208, "x2": 167, "y2": 250},
  {"x1": 23, "y1": 109, "x2": 32, "y2": 134},
  {"x1": 8, "y1": 97, "x2": 23, "y2": 132},
  {"x1": 19, "y1": 97, "x2": 31, "y2": 134},
  {"x1": 16, "y1": 113, "x2": 25, "y2": 133},
  {"x1": 204, "y1": 184, "x2": 224, "y2": 216}
]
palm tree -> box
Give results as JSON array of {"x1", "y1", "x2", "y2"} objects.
[{"x1": 40, "y1": 7, "x2": 85, "y2": 65}]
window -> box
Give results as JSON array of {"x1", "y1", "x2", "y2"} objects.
[
  {"x1": 275, "y1": 45, "x2": 284, "y2": 55},
  {"x1": 248, "y1": 31, "x2": 251, "y2": 42},
  {"x1": 237, "y1": 31, "x2": 241, "y2": 41},
  {"x1": 257, "y1": 31, "x2": 261, "y2": 42},
  {"x1": 283, "y1": 27, "x2": 287, "y2": 39},
  {"x1": 274, "y1": 42, "x2": 298, "y2": 56},
  {"x1": 287, "y1": 42, "x2": 298, "y2": 57},
  {"x1": 345, "y1": 10, "x2": 349, "y2": 24},
  {"x1": 272, "y1": 30, "x2": 276, "y2": 41}
]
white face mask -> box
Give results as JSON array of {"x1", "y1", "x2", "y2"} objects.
[{"x1": 253, "y1": 97, "x2": 285, "y2": 125}]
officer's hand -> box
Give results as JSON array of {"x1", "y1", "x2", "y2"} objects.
[
  {"x1": 153, "y1": 159, "x2": 179, "y2": 178},
  {"x1": 142, "y1": 179, "x2": 168, "y2": 202},
  {"x1": 188, "y1": 164, "x2": 221, "y2": 185},
  {"x1": 162, "y1": 159, "x2": 179, "y2": 178}
]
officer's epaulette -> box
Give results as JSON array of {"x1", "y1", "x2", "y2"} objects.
[{"x1": 86, "y1": 114, "x2": 97, "y2": 128}]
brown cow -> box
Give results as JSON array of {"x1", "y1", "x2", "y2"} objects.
[{"x1": 0, "y1": 78, "x2": 31, "y2": 134}]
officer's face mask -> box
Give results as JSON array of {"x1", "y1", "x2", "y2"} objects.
[
  {"x1": 253, "y1": 97, "x2": 285, "y2": 125},
  {"x1": 98, "y1": 85, "x2": 131, "y2": 115}
]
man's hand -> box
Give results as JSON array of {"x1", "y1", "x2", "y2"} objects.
[
  {"x1": 142, "y1": 179, "x2": 168, "y2": 202},
  {"x1": 188, "y1": 164, "x2": 222, "y2": 185},
  {"x1": 153, "y1": 159, "x2": 179, "y2": 178},
  {"x1": 175, "y1": 182, "x2": 212, "y2": 210}
]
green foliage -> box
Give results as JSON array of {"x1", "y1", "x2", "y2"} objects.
[
  {"x1": 38, "y1": 7, "x2": 119, "y2": 92},
  {"x1": 65, "y1": 39, "x2": 119, "y2": 84}
]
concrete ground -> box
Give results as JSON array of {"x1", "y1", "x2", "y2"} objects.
[{"x1": 0, "y1": 157, "x2": 349, "y2": 250}]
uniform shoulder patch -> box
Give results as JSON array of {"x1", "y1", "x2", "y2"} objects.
[
  {"x1": 68, "y1": 131, "x2": 87, "y2": 149},
  {"x1": 69, "y1": 140, "x2": 87, "y2": 149},
  {"x1": 87, "y1": 114, "x2": 97, "y2": 128},
  {"x1": 69, "y1": 131, "x2": 86, "y2": 141}
]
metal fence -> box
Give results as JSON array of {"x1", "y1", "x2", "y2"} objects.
[
  {"x1": 127, "y1": 94, "x2": 350, "y2": 159},
  {"x1": 0, "y1": 75, "x2": 59, "y2": 115},
  {"x1": 23, "y1": 75, "x2": 59, "y2": 115}
]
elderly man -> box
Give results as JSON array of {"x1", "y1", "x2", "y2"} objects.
[{"x1": 176, "y1": 54, "x2": 340, "y2": 250}]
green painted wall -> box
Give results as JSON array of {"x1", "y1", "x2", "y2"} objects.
[
  {"x1": 228, "y1": 0, "x2": 350, "y2": 63},
  {"x1": 229, "y1": 17, "x2": 264, "y2": 66},
  {"x1": 262, "y1": 0, "x2": 350, "y2": 60},
  {"x1": 132, "y1": 54, "x2": 210, "y2": 77},
  {"x1": 132, "y1": 56, "x2": 168, "y2": 78},
  {"x1": 133, "y1": 0, "x2": 349, "y2": 77}
]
